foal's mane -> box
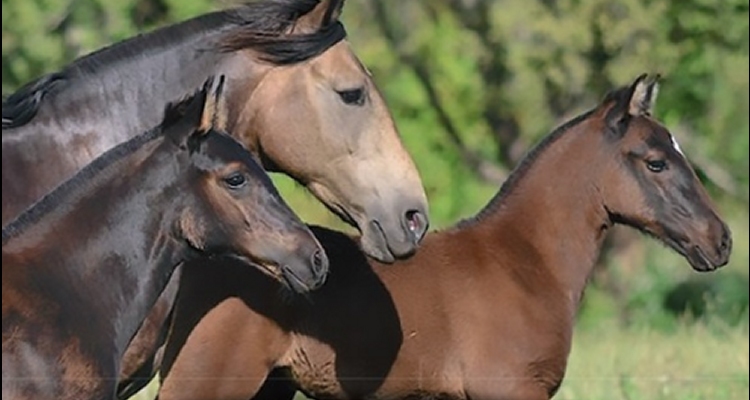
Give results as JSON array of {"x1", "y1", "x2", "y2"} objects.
[
  {"x1": 2, "y1": 0, "x2": 346, "y2": 129},
  {"x1": 1, "y1": 92, "x2": 202, "y2": 244},
  {"x1": 458, "y1": 83, "x2": 635, "y2": 228}
]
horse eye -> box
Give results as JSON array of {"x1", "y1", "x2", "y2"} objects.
[
  {"x1": 336, "y1": 88, "x2": 365, "y2": 106},
  {"x1": 646, "y1": 160, "x2": 667, "y2": 173},
  {"x1": 223, "y1": 172, "x2": 247, "y2": 188}
]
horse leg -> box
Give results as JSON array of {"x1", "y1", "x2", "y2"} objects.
[{"x1": 158, "y1": 296, "x2": 291, "y2": 400}]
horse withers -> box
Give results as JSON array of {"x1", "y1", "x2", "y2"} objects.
[
  {"x1": 2, "y1": 77, "x2": 327, "y2": 400},
  {"x1": 157, "y1": 74, "x2": 731, "y2": 400}
]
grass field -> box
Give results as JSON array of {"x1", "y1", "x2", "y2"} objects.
[
  {"x1": 129, "y1": 321, "x2": 749, "y2": 400},
  {"x1": 555, "y1": 322, "x2": 748, "y2": 400}
]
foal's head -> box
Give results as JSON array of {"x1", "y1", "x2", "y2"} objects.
[
  {"x1": 167, "y1": 77, "x2": 328, "y2": 292},
  {"x1": 224, "y1": 0, "x2": 429, "y2": 263},
  {"x1": 593, "y1": 74, "x2": 731, "y2": 271}
]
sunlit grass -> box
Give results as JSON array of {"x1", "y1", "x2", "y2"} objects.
[
  {"x1": 129, "y1": 377, "x2": 158, "y2": 400},
  {"x1": 556, "y1": 322, "x2": 749, "y2": 400}
]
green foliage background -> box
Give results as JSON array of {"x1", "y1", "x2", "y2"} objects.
[{"x1": 3, "y1": 0, "x2": 749, "y2": 396}]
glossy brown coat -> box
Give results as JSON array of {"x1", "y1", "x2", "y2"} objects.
[
  {"x1": 2, "y1": 78, "x2": 325, "y2": 400},
  {"x1": 3, "y1": 2, "x2": 429, "y2": 396},
  {"x1": 158, "y1": 75, "x2": 732, "y2": 400}
]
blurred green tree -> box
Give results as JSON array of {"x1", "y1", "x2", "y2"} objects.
[{"x1": 3, "y1": 0, "x2": 748, "y2": 325}]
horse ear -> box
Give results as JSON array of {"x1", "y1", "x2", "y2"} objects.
[
  {"x1": 293, "y1": 0, "x2": 344, "y2": 33},
  {"x1": 628, "y1": 73, "x2": 660, "y2": 117},
  {"x1": 162, "y1": 77, "x2": 212, "y2": 145},
  {"x1": 197, "y1": 75, "x2": 227, "y2": 134},
  {"x1": 603, "y1": 73, "x2": 660, "y2": 137},
  {"x1": 162, "y1": 75, "x2": 222, "y2": 147}
]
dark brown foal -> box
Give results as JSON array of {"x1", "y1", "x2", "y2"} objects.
[
  {"x1": 2, "y1": 78, "x2": 326, "y2": 400},
  {"x1": 157, "y1": 74, "x2": 732, "y2": 400}
]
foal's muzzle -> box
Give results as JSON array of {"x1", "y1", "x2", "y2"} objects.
[{"x1": 281, "y1": 247, "x2": 329, "y2": 292}]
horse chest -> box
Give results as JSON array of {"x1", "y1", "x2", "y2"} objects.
[
  {"x1": 286, "y1": 338, "x2": 343, "y2": 398},
  {"x1": 480, "y1": 331, "x2": 569, "y2": 398}
]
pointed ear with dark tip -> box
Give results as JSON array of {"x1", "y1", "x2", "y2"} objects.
[
  {"x1": 293, "y1": 0, "x2": 345, "y2": 34},
  {"x1": 162, "y1": 77, "x2": 213, "y2": 146},
  {"x1": 629, "y1": 74, "x2": 660, "y2": 117},
  {"x1": 163, "y1": 75, "x2": 226, "y2": 148},
  {"x1": 197, "y1": 75, "x2": 227, "y2": 134},
  {"x1": 604, "y1": 73, "x2": 660, "y2": 136}
]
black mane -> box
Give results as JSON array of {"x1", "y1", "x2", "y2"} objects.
[
  {"x1": 2, "y1": 0, "x2": 346, "y2": 129},
  {"x1": 219, "y1": 0, "x2": 346, "y2": 64},
  {"x1": 2, "y1": 73, "x2": 66, "y2": 129}
]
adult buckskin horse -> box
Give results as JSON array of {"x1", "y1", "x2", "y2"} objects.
[
  {"x1": 2, "y1": 77, "x2": 328, "y2": 400},
  {"x1": 157, "y1": 75, "x2": 732, "y2": 400},
  {"x1": 2, "y1": 0, "x2": 428, "y2": 262},
  {"x1": 3, "y1": 0, "x2": 428, "y2": 395}
]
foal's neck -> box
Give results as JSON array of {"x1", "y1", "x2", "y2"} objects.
[
  {"x1": 480, "y1": 125, "x2": 611, "y2": 310},
  {"x1": 3, "y1": 142, "x2": 190, "y2": 359}
]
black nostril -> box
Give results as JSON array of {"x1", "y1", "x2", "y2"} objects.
[
  {"x1": 311, "y1": 249, "x2": 328, "y2": 276},
  {"x1": 720, "y1": 230, "x2": 731, "y2": 252},
  {"x1": 405, "y1": 209, "x2": 428, "y2": 242}
]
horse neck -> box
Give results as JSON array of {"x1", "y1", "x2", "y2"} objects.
[
  {"x1": 78, "y1": 47, "x2": 200, "y2": 126},
  {"x1": 21, "y1": 34, "x2": 246, "y2": 168},
  {"x1": 474, "y1": 123, "x2": 611, "y2": 310},
  {"x1": 3, "y1": 140, "x2": 191, "y2": 359},
  {"x1": 1, "y1": 49, "x2": 268, "y2": 225}
]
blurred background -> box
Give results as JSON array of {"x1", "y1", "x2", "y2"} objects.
[{"x1": 3, "y1": 0, "x2": 748, "y2": 398}]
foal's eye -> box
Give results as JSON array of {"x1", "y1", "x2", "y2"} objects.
[
  {"x1": 223, "y1": 173, "x2": 247, "y2": 188},
  {"x1": 336, "y1": 87, "x2": 366, "y2": 106},
  {"x1": 646, "y1": 160, "x2": 667, "y2": 173}
]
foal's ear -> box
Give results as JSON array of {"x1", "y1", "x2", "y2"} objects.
[
  {"x1": 163, "y1": 75, "x2": 226, "y2": 147},
  {"x1": 628, "y1": 73, "x2": 660, "y2": 117},
  {"x1": 197, "y1": 75, "x2": 228, "y2": 134},
  {"x1": 293, "y1": 0, "x2": 344, "y2": 33},
  {"x1": 604, "y1": 73, "x2": 660, "y2": 136},
  {"x1": 162, "y1": 78, "x2": 211, "y2": 145}
]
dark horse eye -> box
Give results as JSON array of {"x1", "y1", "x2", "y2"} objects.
[
  {"x1": 223, "y1": 173, "x2": 247, "y2": 188},
  {"x1": 646, "y1": 160, "x2": 667, "y2": 173},
  {"x1": 336, "y1": 87, "x2": 366, "y2": 106}
]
